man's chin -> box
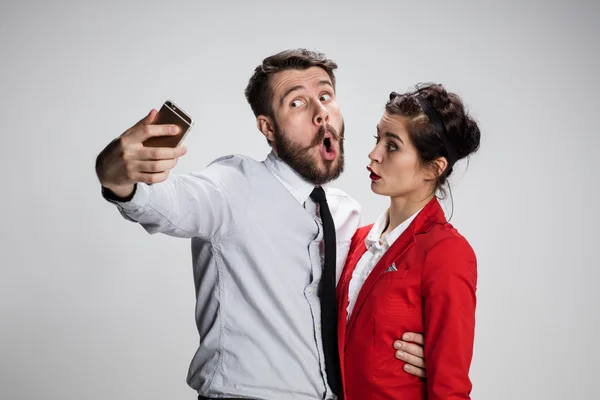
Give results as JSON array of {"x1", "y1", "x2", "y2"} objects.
[
  {"x1": 320, "y1": 158, "x2": 344, "y2": 183},
  {"x1": 274, "y1": 137, "x2": 344, "y2": 184}
]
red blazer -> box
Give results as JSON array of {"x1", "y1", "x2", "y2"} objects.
[{"x1": 337, "y1": 198, "x2": 477, "y2": 400}]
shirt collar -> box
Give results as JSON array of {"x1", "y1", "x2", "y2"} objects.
[
  {"x1": 365, "y1": 207, "x2": 423, "y2": 249},
  {"x1": 263, "y1": 151, "x2": 315, "y2": 205}
]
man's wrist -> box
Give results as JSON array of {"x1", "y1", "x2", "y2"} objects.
[{"x1": 101, "y1": 184, "x2": 137, "y2": 202}]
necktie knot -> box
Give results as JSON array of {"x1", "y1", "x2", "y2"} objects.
[{"x1": 310, "y1": 187, "x2": 327, "y2": 204}]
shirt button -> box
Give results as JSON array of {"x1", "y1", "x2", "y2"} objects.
[
  {"x1": 318, "y1": 323, "x2": 321, "y2": 329},
  {"x1": 307, "y1": 287, "x2": 313, "y2": 293}
]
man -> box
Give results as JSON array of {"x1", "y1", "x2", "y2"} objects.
[{"x1": 95, "y1": 49, "x2": 426, "y2": 400}]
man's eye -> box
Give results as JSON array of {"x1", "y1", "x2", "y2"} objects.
[
  {"x1": 291, "y1": 100, "x2": 303, "y2": 108},
  {"x1": 320, "y1": 94, "x2": 332, "y2": 102}
]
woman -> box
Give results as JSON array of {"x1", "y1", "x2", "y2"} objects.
[{"x1": 337, "y1": 83, "x2": 480, "y2": 399}]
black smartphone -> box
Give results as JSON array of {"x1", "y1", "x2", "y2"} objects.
[{"x1": 143, "y1": 100, "x2": 194, "y2": 148}]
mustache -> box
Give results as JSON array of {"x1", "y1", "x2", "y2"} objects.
[{"x1": 309, "y1": 124, "x2": 343, "y2": 147}]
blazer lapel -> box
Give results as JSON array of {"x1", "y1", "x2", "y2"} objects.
[
  {"x1": 345, "y1": 229, "x2": 416, "y2": 342},
  {"x1": 344, "y1": 197, "x2": 446, "y2": 342},
  {"x1": 337, "y1": 230, "x2": 368, "y2": 346}
]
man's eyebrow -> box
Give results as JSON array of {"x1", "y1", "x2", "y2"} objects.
[
  {"x1": 318, "y1": 80, "x2": 334, "y2": 90},
  {"x1": 279, "y1": 80, "x2": 334, "y2": 106},
  {"x1": 280, "y1": 85, "x2": 304, "y2": 107}
]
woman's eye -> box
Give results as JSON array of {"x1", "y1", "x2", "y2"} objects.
[
  {"x1": 373, "y1": 135, "x2": 380, "y2": 143},
  {"x1": 386, "y1": 142, "x2": 398, "y2": 151}
]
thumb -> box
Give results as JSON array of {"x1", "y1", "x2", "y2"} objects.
[
  {"x1": 136, "y1": 109, "x2": 158, "y2": 127},
  {"x1": 123, "y1": 109, "x2": 158, "y2": 142}
]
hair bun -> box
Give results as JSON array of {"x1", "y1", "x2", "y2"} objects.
[
  {"x1": 418, "y1": 83, "x2": 481, "y2": 160},
  {"x1": 455, "y1": 115, "x2": 481, "y2": 158}
]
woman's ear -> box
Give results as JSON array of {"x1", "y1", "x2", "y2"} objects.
[
  {"x1": 435, "y1": 157, "x2": 448, "y2": 178},
  {"x1": 424, "y1": 157, "x2": 448, "y2": 181}
]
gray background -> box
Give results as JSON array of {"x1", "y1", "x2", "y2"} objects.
[{"x1": 1, "y1": 0, "x2": 598, "y2": 399}]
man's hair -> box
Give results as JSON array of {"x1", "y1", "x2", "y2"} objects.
[{"x1": 244, "y1": 49, "x2": 338, "y2": 118}]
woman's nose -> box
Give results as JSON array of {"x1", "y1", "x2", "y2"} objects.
[{"x1": 368, "y1": 146, "x2": 381, "y2": 163}]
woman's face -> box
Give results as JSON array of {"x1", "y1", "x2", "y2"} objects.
[{"x1": 367, "y1": 112, "x2": 435, "y2": 200}]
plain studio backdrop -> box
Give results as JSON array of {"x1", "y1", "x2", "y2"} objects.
[{"x1": 1, "y1": 0, "x2": 598, "y2": 399}]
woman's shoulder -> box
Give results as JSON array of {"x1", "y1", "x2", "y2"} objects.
[
  {"x1": 424, "y1": 220, "x2": 472, "y2": 246},
  {"x1": 420, "y1": 223, "x2": 477, "y2": 280},
  {"x1": 418, "y1": 222, "x2": 477, "y2": 266}
]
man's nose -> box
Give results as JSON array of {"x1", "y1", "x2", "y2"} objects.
[{"x1": 313, "y1": 102, "x2": 329, "y2": 126}]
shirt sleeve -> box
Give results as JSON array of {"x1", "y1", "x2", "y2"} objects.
[
  {"x1": 102, "y1": 154, "x2": 251, "y2": 240},
  {"x1": 421, "y1": 236, "x2": 478, "y2": 400}
]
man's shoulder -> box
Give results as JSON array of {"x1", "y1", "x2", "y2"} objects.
[
  {"x1": 180, "y1": 154, "x2": 262, "y2": 192},
  {"x1": 191, "y1": 153, "x2": 264, "y2": 179},
  {"x1": 324, "y1": 186, "x2": 356, "y2": 202},
  {"x1": 206, "y1": 153, "x2": 260, "y2": 169},
  {"x1": 324, "y1": 186, "x2": 362, "y2": 223}
]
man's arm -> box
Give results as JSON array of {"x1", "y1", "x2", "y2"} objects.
[{"x1": 95, "y1": 109, "x2": 247, "y2": 239}]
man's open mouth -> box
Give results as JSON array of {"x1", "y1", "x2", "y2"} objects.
[
  {"x1": 319, "y1": 136, "x2": 337, "y2": 161},
  {"x1": 324, "y1": 137, "x2": 332, "y2": 152}
]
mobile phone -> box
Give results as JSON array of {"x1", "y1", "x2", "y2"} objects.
[{"x1": 143, "y1": 100, "x2": 194, "y2": 148}]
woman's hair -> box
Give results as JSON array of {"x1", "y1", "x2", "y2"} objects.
[{"x1": 385, "y1": 83, "x2": 481, "y2": 199}]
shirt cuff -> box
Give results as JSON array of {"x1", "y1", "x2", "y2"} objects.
[
  {"x1": 101, "y1": 183, "x2": 150, "y2": 211},
  {"x1": 101, "y1": 184, "x2": 137, "y2": 202}
]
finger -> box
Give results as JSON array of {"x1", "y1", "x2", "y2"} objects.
[
  {"x1": 121, "y1": 110, "x2": 157, "y2": 143},
  {"x1": 393, "y1": 340, "x2": 424, "y2": 359},
  {"x1": 124, "y1": 109, "x2": 158, "y2": 136},
  {"x1": 135, "y1": 158, "x2": 178, "y2": 173},
  {"x1": 136, "y1": 145, "x2": 187, "y2": 161},
  {"x1": 402, "y1": 332, "x2": 424, "y2": 345},
  {"x1": 403, "y1": 363, "x2": 427, "y2": 378},
  {"x1": 136, "y1": 109, "x2": 158, "y2": 127},
  {"x1": 135, "y1": 171, "x2": 170, "y2": 185},
  {"x1": 395, "y1": 349, "x2": 425, "y2": 369},
  {"x1": 133, "y1": 123, "x2": 181, "y2": 142}
]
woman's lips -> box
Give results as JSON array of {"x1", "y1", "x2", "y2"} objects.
[{"x1": 367, "y1": 166, "x2": 381, "y2": 181}]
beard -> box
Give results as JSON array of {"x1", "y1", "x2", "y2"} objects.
[{"x1": 272, "y1": 119, "x2": 345, "y2": 186}]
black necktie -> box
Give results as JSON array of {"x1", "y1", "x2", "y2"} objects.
[{"x1": 310, "y1": 186, "x2": 341, "y2": 396}]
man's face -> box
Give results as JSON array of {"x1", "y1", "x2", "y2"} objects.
[{"x1": 265, "y1": 67, "x2": 344, "y2": 185}]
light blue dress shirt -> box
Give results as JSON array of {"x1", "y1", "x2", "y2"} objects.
[{"x1": 107, "y1": 151, "x2": 362, "y2": 399}]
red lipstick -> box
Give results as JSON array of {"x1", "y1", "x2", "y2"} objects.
[{"x1": 367, "y1": 166, "x2": 381, "y2": 181}]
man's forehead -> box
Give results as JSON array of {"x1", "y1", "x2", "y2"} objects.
[{"x1": 271, "y1": 67, "x2": 332, "y2": 97}]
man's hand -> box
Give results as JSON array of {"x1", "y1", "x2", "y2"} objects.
[
  {"x1": 394, "y1": 332, "x2": 426, "y2": 378},
  {"x1": 95, "y1": 109, "x2": 188, "y2": 197}
]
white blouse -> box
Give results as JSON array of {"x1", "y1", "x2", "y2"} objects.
[{"x1": 346, "y1": 207, "x2": 423, "y2": 322}]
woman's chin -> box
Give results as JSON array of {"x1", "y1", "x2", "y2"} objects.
[{"x1": 370, "y1": 182, "x2": 386, "y2": 195}]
